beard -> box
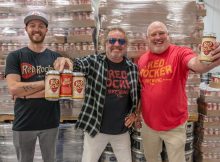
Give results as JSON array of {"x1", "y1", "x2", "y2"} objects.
[
  {"x1": 149, "y1": 41, "x2": 170, "y2": 54},
  {"x1": 148, "y1": 38, "x2": 170, "y2": 54},
  {"x1": 111, "y1": 47, "x2": 126, "y2": 57},
  {"x1": 106, "y1": 47, "x2": 126, "y2": 62},
  {"x1": 110, "y1": 52, "x2": 124, "y2": 59},
  {"x1": 150, "y1": 45, "x2": 168, "y2": 54},
  {"x1": 28, "y1": 32, "x2": 46, "y2": 44}
]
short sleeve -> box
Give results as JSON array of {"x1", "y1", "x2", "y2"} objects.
[
  {"x1": 180, "y1": 47, "x2": 197, "y2": 71},
  {"x1": 5, "y1": 51, "x2": 21, "y2": 77}
]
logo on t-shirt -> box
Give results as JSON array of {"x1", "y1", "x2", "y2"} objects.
[
  {"x1": 20, "y1": 63, "x2": 53, "y2": 79},
  {"x1": 20, "y1": 63, "x2": 36, "y2": 79},
  {"x1": 106, "y1": 70, "x2": 130, "y2": 97},
  {"x1": 140, "y1": 59, "x2": 172, "y2": 85}
]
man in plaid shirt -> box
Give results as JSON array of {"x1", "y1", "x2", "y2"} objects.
[{"x1": 54, "y1": 27, "x2": 140, "y2": 162}]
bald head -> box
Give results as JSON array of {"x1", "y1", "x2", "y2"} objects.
[
  {"x1": 146, "y1": 21, "x2": 170, "y2": 54},
  {"x1": 147, "y1": 21, "x2": 168, "y2": 37}
]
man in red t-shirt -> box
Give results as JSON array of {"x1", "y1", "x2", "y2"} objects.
[{"x1": 137, "y1": 21, "x2": 220, "y2": 162}]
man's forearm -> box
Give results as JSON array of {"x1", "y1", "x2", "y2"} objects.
[
  {"x1": 189, "y1": 56, "x2": 220, "y2": 73},
  {"x1": 9, "y1": 80, "x2": 45, "y2": 97}
]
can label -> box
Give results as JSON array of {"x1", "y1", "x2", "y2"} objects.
[
  {"x1": 199, "y1": 35, "x2": 216, "y2": 63},
  {"x1": 60, "y1": 73, "x2": 73, "y2": 98},
  {"x1": 45, "y1": 72, "x2": 60, "y2": 101},
  {"x1": 212, "y1": 76, "x2": 220, "y2": 83},
  {"x1": 72, "y1": 76, "x2": 85, "y2": 99},
  {"x1": 209, "y1": 75, "x2": 220, "y2": 88}
]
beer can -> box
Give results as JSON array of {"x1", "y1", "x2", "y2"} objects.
[
  {"x1": 72, "y1": 72, "x2": 85, "y2": 100},
  {"x1": 60, "y1": 69, "x2": 73, "y2": 99},
  {"x1": 199, "y1": 33, "x2": 216, "y2": 63},
  {"x1": 45, "y1": 70, "x2": 60, "y2": 101}
]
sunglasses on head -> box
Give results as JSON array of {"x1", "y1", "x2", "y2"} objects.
[{"x1": 108, "y1": 38, "x2": 126, "y2": 45}]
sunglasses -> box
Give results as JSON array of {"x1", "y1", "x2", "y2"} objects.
[{"x1": 108, "y1": 38, "x2": 126, "y2": 45}]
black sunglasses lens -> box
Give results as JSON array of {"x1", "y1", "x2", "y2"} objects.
[
  {"x1": 118, "y1": 39, "x2": 125, "y2": 45},
  {"x1": 109, "y1": 38, "x2": 117, "y2": 44},
  {"x1": 108, "y1": 38, "x2": 126, "y2": 45}
]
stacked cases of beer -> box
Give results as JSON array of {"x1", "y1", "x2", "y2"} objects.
[
  {"x1": 194, "y1": 87, "x2": 220, "y2": 162},
  {"x1": 194, "y1": 70, "x2": 220, "y2": 162}
]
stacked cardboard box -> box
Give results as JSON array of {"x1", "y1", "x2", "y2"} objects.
[{"x1": 194, "y1": 95, "x2": 220, "y2": 162}]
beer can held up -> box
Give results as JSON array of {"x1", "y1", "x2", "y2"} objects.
[{"x1": 199, "y1": 33, "x2": 216, "y2": 63}]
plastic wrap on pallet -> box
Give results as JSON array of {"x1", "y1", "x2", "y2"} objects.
[
  {"x1": 56, "y1": 123, "x2": 84, "y2": 162},
  {"x1": 200, "y1": 73, "x2": 220, "y2": 104},
  {"x1": 0, "y1": 123, "x2": 43, "y2": 162},
  {"x1": 0, "y1": 0, "x2": 92, "y2": 9},
  {"x1": 0, "y1": 123, "x2": 13, "y2": 140},
  {"x1": 200, "y1": 72, "x2": 220, "y2": 88},
  {"x1": 0, "y1": 1, "x2": 96, "y2": 66},
  {"x1": 0, "y1": 0, "x2": 94, "y2": 28},
  {"x1": 60, "y1": 100, "x2": 83, "y2": 118},
  {"x1": 98, "y1": 0, "x2": 201, "y2": 58},
  {"x1": 99, "y1": 0, "x2": 197, "y2": 41},
  {"x1": 0, "y1": 81, "x2": 14, "y2": 115},
  {"x1": 194, "y1": 98, "x2": 220, "y2": 161},
  {"x1": 0, "y1": 100, "x2": 14, "y2": 115},
  {"x1": 0, "y1": 123, "x2": 84, "y2": 162},
  {"x1": 199, "y1": 82, "x2": 220, "y2": 103}
]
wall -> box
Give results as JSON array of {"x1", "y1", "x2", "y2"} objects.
[
  {"x1": 203, "y1": 0, "x2": 220, "y2": 39},
  {"x1": 203, "y1": 0, "x2": 220, "y2": 72}
]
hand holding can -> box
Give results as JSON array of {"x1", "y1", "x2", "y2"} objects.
[{"x1": 199, "y1": 33, "x2": 216, "y2": 63}]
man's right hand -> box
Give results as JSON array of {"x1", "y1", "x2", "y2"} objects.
[{"x1": 134, "y1": 114, "x2": 142, "y2": 129}]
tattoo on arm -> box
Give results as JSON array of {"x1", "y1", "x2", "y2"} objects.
[{"x1": 22, "y1": 86, "x2": 35, "y2": 92}]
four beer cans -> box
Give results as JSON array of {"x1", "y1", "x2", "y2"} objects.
[{"x1": 45, "y1": 70, "x2": 85, "y2": 101}]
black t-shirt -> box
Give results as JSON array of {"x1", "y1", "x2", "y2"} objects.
[
  {"x1": 100, "y1": 58, "x2": 132, "y2": 134},
  {"x1": 5, "y1": 47, "x2": 60, "y2": 131}
]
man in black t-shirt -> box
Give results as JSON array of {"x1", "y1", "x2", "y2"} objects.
[
  {"x1": 5, "y1": 11, "x2": 61, "y2": 162},
  {"x1": 54, "y1": 27, "x2": 140, "y2": 162}
]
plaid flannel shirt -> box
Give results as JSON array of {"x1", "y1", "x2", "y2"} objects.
[{"x1": 74, "y1": 54, "x2": 140, "y2": 137}]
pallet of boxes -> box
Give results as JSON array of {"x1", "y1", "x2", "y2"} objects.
[{"x1": 194, "y1": 73, "x2": 220, "y2": 162}]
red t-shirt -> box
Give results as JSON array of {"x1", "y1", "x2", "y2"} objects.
[{"x1": 138, "y1": 44, "x2": 196, "y2": 131}]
